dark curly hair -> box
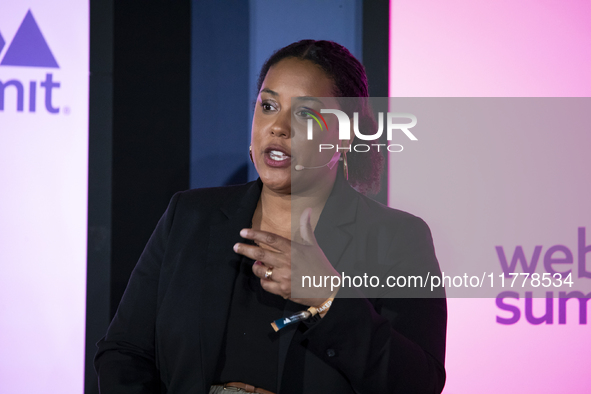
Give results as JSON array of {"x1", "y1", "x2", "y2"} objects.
[{"x1": 256, "y1": 39, "x2": 384, "y2": 195}]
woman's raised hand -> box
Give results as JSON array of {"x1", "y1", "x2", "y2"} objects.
[{"x1": 233, "y1": 208, "x2": 339, "y2": 308}]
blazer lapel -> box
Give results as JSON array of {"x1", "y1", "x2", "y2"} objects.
[
  {"x1": 314, "y1": 175, "x2": 358, "y2": 270},
  {"x1": 196, "y1": 180, "x2": 263, "y2": 392},
  {"x1": 277, "y1": 175, "x2": 360, "y2": 392}
]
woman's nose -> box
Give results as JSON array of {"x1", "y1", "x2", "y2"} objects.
[{"x1": 269, "y1": 113, "x2": 291, "y2": 138}]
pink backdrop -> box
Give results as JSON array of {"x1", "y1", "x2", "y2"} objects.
[
  {"x1": 389, "y1": 1, "x2": 591, "y2": 393},
  {"x1": 0, "y1": 2, "x2": 88, "y2": 393}
]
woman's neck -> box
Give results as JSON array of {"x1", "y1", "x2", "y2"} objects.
[
  {"x1": 254, "y1": 173, "x2": 337, "y2": 242},
  {"x1": 252, "y1": 188, "x2": 292, "y2": 239}
]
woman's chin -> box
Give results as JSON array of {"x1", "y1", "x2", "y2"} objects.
[
  {"x1": 259, "y1": 170, "x2": 292, "y2": 194},
  {"x1": 258, "y1": 164, "x2": 337, "y2": 196}
]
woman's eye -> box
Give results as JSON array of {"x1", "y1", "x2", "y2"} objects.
[
  {"x1": 296, "y1": 110, "x2": 312, "y2": 118},
  {"x1": 261, "y1": 102, "x2": 276, "y2": 112}
]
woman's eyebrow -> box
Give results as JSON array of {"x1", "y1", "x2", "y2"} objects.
[
  {"x1": 260, "y1": 90, "x2": 325, "y2": 106},
  {"x1": 294, "y1": 96, "x2": 325, "y2": 106},
  {"x1": 260, "y1": 88, "x2": 278, "y2": 96}
]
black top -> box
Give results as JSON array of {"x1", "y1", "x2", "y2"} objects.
[
  {"x1": 213, "y1": 249, "x2": 358, "y2": 393},
  {"x1": 212, "y1": 253, "x2": 286, "y2": 391},
  {"x1": 213, "y1": 250, "x2": 328, "y2": 392}
]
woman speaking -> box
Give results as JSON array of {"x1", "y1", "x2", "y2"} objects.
[{"x1": 94, "y1": 40, "x2": 447, "y2": 394}]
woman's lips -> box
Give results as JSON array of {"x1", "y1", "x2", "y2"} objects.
[{"x1": 263, "y1": 148, "x2": 292, "y2": 168}]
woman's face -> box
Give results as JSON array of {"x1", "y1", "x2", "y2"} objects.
[{"x1": 251, "y1": 58, "x2": 342, "y2": 195}]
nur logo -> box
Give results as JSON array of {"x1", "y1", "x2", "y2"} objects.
[
  {"x1": 0, "y1": 10, "x2": 61, "y2": 114},
  {"x1": 304, "y1": 107, "x2": 418, "y2": 153}
]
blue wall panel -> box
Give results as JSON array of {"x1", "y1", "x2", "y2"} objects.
[
  {"x1": 191, "y1": 1, "x2": 251, "y2": 188},
  {"x1": 191, "y1": 0, "x2": 362, "y2": 187},
  {"x1": 247, "y1": 0, "x2": 362, "y2": 181}
]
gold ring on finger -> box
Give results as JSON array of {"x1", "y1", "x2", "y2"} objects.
[{"x1": 264, "y1": 267, "x2": 273, "y2": 280}]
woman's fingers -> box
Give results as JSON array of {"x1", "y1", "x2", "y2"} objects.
[
  {"x1": 259, "y1": 277, "x2": 290, "y2": 299},
  {"x1": 235, "y1": 225, "x2": 323, "y2": 301},
  {"x1": 250, "y1": 261, "x2": 291, "y2": 298},
  {"x1": 233, "y1": 242, "x2": 286, "y2": 267},
  {"x1": 252, "y1": 261, "x2": 290, "y2": 297},
  {"x1": 251, "y1": 260, "x2": 269, "y2": 279},
  {"x1": 299, "y1": 207, "x2": 317, "y2": 246},
  {"x1": 251, "y1": 260, "x2": 278, "y2": 281},
  {"x1": 239, "y1": 228, "x2": 291, "y2": 252}
]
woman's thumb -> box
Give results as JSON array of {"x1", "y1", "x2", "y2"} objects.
[{"x1": 299, "y1": 207, "x2": 316, "y2": 245}]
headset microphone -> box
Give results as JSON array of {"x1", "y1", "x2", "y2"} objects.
[{"x1": 294, "y1": 151, "x2": 341, "y2": 171}]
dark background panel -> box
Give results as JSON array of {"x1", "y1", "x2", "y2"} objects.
[
  {"x1": 86, "y1": 1, "x2": 191, "y2": 393},
  {"x1": 363, "y1": 0, "x2": 390, "y2": 203},
  {"x1": 110, "y1": 0, "x2": 191, "y2": 316}
]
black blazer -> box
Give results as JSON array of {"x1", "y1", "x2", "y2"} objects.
[{"x1": 95, "y1": 175, "x2": 447, "y2": 393}]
